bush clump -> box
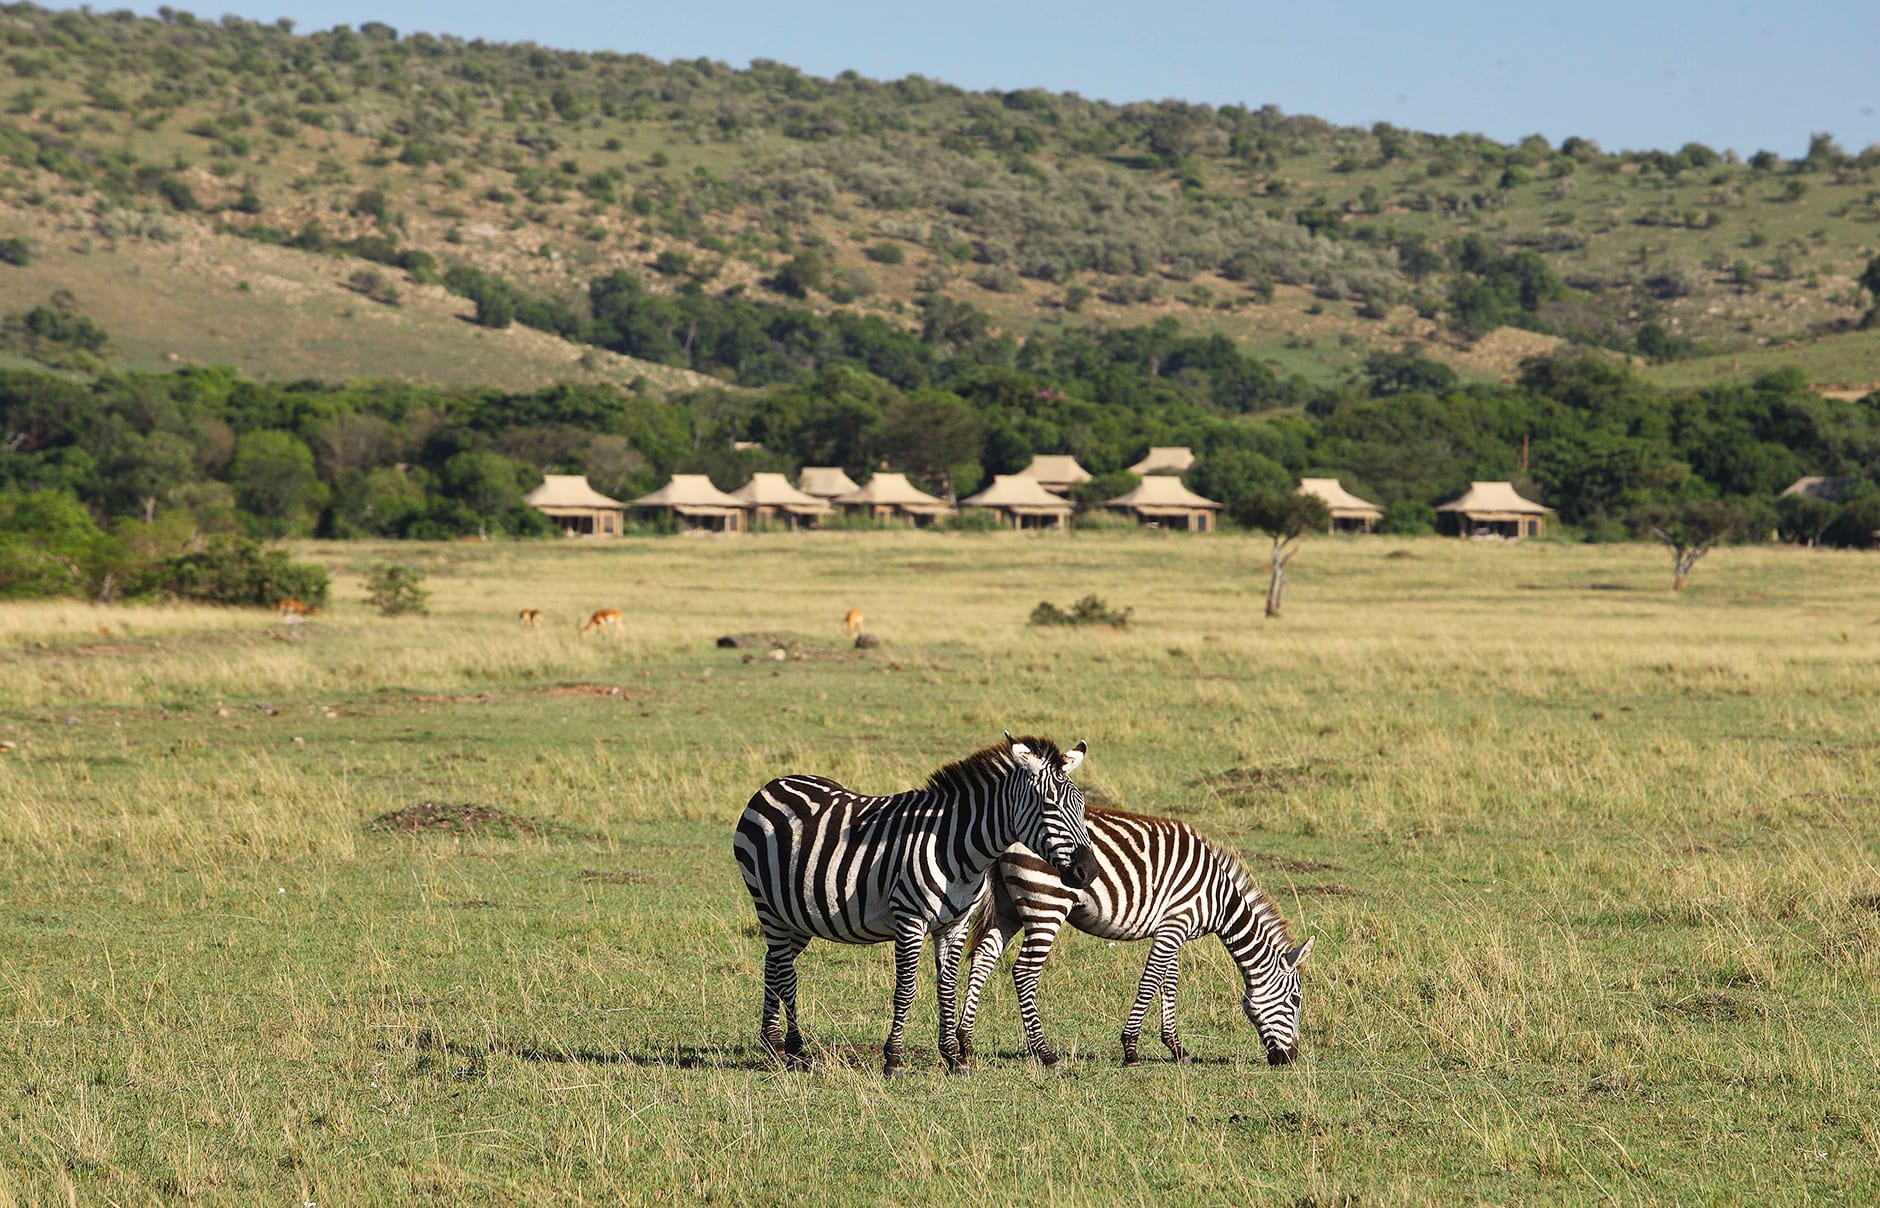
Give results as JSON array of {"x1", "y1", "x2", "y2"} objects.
[
  {"x1": 130, "y1": 537, "x2": 329, "y2": 608},
  {"x1": 364, "y1": 562, "x2": 429, "y2": 616},
  {"x1": 1030, "y1": 594, "x2": 1132, "y2": 628}
]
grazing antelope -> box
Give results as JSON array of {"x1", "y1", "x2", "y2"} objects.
[
  {"x1": 276, "y1": 598, "x2": 318, "y2": 621},
  {"x1": 580, "y1": 609, "x2": 623, "y2": 636},
  {"x1": 518, "y1": 608, "x2": 543, "y2": 631},
  {"x1": 844, "y1": 609, "x2": 865, "y2": 639}
]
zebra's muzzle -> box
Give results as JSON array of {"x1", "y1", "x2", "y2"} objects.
[
  {"x1": 1060, "y1": 845, "x2": 1100, "y2": 890},
  {"x1": 1267, "y1": 1044, "x2": 1297, "y2": 1067}
]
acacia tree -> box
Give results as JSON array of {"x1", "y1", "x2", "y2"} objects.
[
  {"x1": 1233, "y1": 492, "x2": 1329, "y2": 618},
  {"x1": 1642, "y1": 500, "x2": 1751, "y2": 591}
]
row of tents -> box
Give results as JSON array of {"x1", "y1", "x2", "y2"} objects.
[{"x1": 524, "y1": 446, "x2": 1557, "y2": 538}]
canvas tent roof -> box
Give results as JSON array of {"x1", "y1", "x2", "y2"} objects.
[
  {"x1": 732, "y1": 473, "x2": 830, "y2": 512},
  {"x1": 1780, "y1": 476, "x2": 1853, "y2": 501},
  {"x1": 1128, "y1": 446, "x2": 1196, "y2": 475},
  {"x1": 629, "y1": 474, "x2": 748, "y2": 512},
  {"x1": 961, "y1": 475, "x2": 1077, "y2": 511},
  {"x1": 525, "y1": 475, "x2": 625, "y2": 510},
  {"x1": 834, "y1": 472, "x2": 953, "y2": 511},
  {"x1": 1436, "y1": 481, "x2": 1553, "y2": 516},
  {"x1": 1298, "y1": 477, "x2": 1384, "y2": 517},
  {"x1": 1016, "y1": 455, "x2": 1092, "y2": 487},
  {"x1": 796, "y1": 466, "x2": 862, "y2": 498},
  {"x1": 1102, "y1": 475, "x2": 1221, "y2": 511}
]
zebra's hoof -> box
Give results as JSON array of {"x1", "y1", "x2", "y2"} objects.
[
  {"x1": 1036, "y1": 1050, "x2": 1060, "y2": 1068},
  {"x1": 949, "y1": 1062, "x2": 972, "y2": 1076},
  {"x1": 1171, "y1": 1052, "x2": 1193, "y2": 1066},
  {"x1": 882, "y1": 1064, "x2": 904, "y2": 1078}
]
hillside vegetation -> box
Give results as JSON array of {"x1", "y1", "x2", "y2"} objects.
[{"x1": 1, "y1": 2, "x2": 1878, "y2": 390}]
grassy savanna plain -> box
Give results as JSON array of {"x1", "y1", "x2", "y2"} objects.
[{"x1": 2, "y1": 533, "x2": 1879, "y2": 1204}]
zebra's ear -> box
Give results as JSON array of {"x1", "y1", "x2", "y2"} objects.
[
  {"x1": 1060, "y1": 740, "x2": 1087, "y2": 774},
  {"x1": 1007, "y1": 733, "x2": 1043, "y2": 772},
  {"x1": 1285, "y1": 936, "x2": 1316, "y2": 969}
]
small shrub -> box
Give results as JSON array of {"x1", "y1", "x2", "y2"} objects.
[
  {"x1": 865, "y1": 241, "x2": 905, "y2": 265},
  {"x1": 0, "y1": 236, "x2": 30, "y2": 266},
  {"x1": 130, "y1": 537, "x2": 329, "y2": 607},
  {"x1": 1030, "y1": 594, "x2": 1133, "y2": 628},
  {"x1": 365, "y1": 562, "x2": 429, "y2": 616}
]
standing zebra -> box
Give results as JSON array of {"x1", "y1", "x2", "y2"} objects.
[
  {"x1": 733, "y1": 733, "x2": 1099, "y2": 1076},
  {"x1": 957, "y1": 806, "x2": 1314, "y2": 1067}
]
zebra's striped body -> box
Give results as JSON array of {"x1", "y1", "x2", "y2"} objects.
[
  {"x1": 734, "y1": 735, "x2": 1097, "y2": 1076},
  {"x1": 958, "y1": 806, "x2": 1314, "y2": 1067}
]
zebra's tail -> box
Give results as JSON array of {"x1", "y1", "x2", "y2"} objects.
[{"x1": 963, "y1": 866, "x2": 1008, "y2": 957}]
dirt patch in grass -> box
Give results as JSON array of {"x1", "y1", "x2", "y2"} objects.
[
  {"x1": 576, "y1": 868, "x2": 644, "y2": 885},
  {"x1": 1656, "y1": 991, "x2": 1765, "y2": 1021},
  {"x1": 1288, "y1": 882, "x2": 1362, "y2": 897},
  {"x1": 541, "y1": 683, "x2": 629, "y2": 698},
  {"x1": 1194, "y1": 763, "x2": 1342, "y2": 797},
  {"x1": 366, "y1": 801, "x2": 545, "y2": 837},
  {"x1": 1250, "y1": 855, "x2": 1343, "y2": 873}
]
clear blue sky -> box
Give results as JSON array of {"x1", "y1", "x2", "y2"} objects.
[{"x1": 104, "y1": 0, "x2": 1878, "y2": 157}]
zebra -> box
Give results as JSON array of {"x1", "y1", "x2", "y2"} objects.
[
  {"x1": 733, "y1": 733, "x2": 1099, "y2": 1076},
  {"x1": 956, "y1": 805, "x2": 1314, "y2": 1068}
]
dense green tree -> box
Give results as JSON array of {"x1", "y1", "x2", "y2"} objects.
[{"x1": 230, "y1": 430, "x2": 327, "y2": 537}]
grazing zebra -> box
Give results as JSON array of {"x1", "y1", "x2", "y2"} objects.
[
  {"x1": 957, "y1": 806, "x2": 1314, "y2": 1068},
  {"x1": 733, "y1": 734, "x2": 1099, "y2": 1076}
]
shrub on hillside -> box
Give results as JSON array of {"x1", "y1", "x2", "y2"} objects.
[{"x1": 129, "y1": 537, "x2": 328, "y2": 608}]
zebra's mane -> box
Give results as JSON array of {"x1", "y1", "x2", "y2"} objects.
[
  {"x1": 1212, "y1": 839, "x2": 1296, "y2": 950},
  {"x1": 924, "y1": 736, "x2": 1063, "y2": 796}
]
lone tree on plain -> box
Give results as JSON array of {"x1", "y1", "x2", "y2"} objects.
[
  {"x1": 1643, "y1": 500, "x2": 1751, "y2": 591},
  {"x1": 1233, "y1": 492, "x2": 1330, "y2": 618}
]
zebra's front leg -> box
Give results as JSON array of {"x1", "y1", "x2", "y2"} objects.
[
  {"x1": 760, "y1": 932, "x2": 810, "y2": 1068},
  {"x1": 957, "y1": 915, "x2": 1019, "y2": 1068},
  {"x1": 1122, "y1": 930, "x2": 1185, "y2": 1066},
  {"x1": 881, "y1": 914, "x2": 926, "y2": 1077},
  {"x1": 932, "y1": 916, "x2": 971, "y2": 1073},
  {"x1": 1159, "y1": 961, "x2": 1191, "y2": 1064},
  {"x1": 1011, "y1": 919, "x2": 1066, "y2": 1067}
]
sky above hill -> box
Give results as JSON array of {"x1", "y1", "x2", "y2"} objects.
[{"x1": 101, "y1": 0, "x2": 1877, "y2": 157}]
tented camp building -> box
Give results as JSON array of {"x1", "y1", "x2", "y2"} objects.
[
  {"x1": 525, "y1": 475, "x2": 626, "y2": 538},
  {"x1": 731, "y1": 473, "x2": 831, "y2": 529},
  {"x1": 796, "y1": 466, "x2": 862, "y2": 501},
  {"x1": 1436, "y1": 481, "x2": 1553, "y2": 539},
  {"x1": 628, "y1": 475, "x2": 748, "y2": 534},
  {"x1": 1128, "y1": 446, "x2": 1196, "y2": 476},
  {"x1": 1014, "y1": 454, "x2": 1092, "y2": 496},
  {"x1": 833, "y1": 473, "x2": 955, "y2": 527},
  {"x1": 1101, "y1": 475, "x2": 1223, "y2": 532},
  {"x1": 959, "y1": 475, "x2": 1075, "y2": 530},
  {"x1": 1298, "y1": 478, "x2": 1385, "y2": 533}
]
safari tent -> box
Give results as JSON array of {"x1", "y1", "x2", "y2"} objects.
[
  {"x1": 1436, "y1": 481, "x2": 1553, "y2": 539},
  {"x1": 1127, "y1": 446, "x2": 1196, "y2": 476},
  {"x1": 1014, "y1": 454, "x2": 1093, "y2": 496},
  {"x1": 628, "y1": 475, "x2": 748, "y2": 534},
  {"x1": 1101, "y1": 475, "x2": 1222, "y2": 532},
  {"x1": 832, "y1": 473, "x2": 955, "y2": 527},
  {"x1": 1298, "y1": 478, "x2": 1385, "y2": 533},
  {"x1": 796, "y1": 466, "x2": 862, "y2": 500},
  {"x1": 959, "y1": 475, "x2": 1075, "y2": 530},
  {"x1": 731, "y1": 473, "x2": 832, "y2": 529},
  {"x1": 525, "y1": 475, "x2": 626, "y2": 538}
]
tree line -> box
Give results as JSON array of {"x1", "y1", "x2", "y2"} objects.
[{"x1": 1, "y1": 288, "x2": 1875, "y2": 589}]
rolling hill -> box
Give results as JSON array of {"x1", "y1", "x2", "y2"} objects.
[{"x1": 1, "y1": 3, "x2": 1877, "y2": 394}]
